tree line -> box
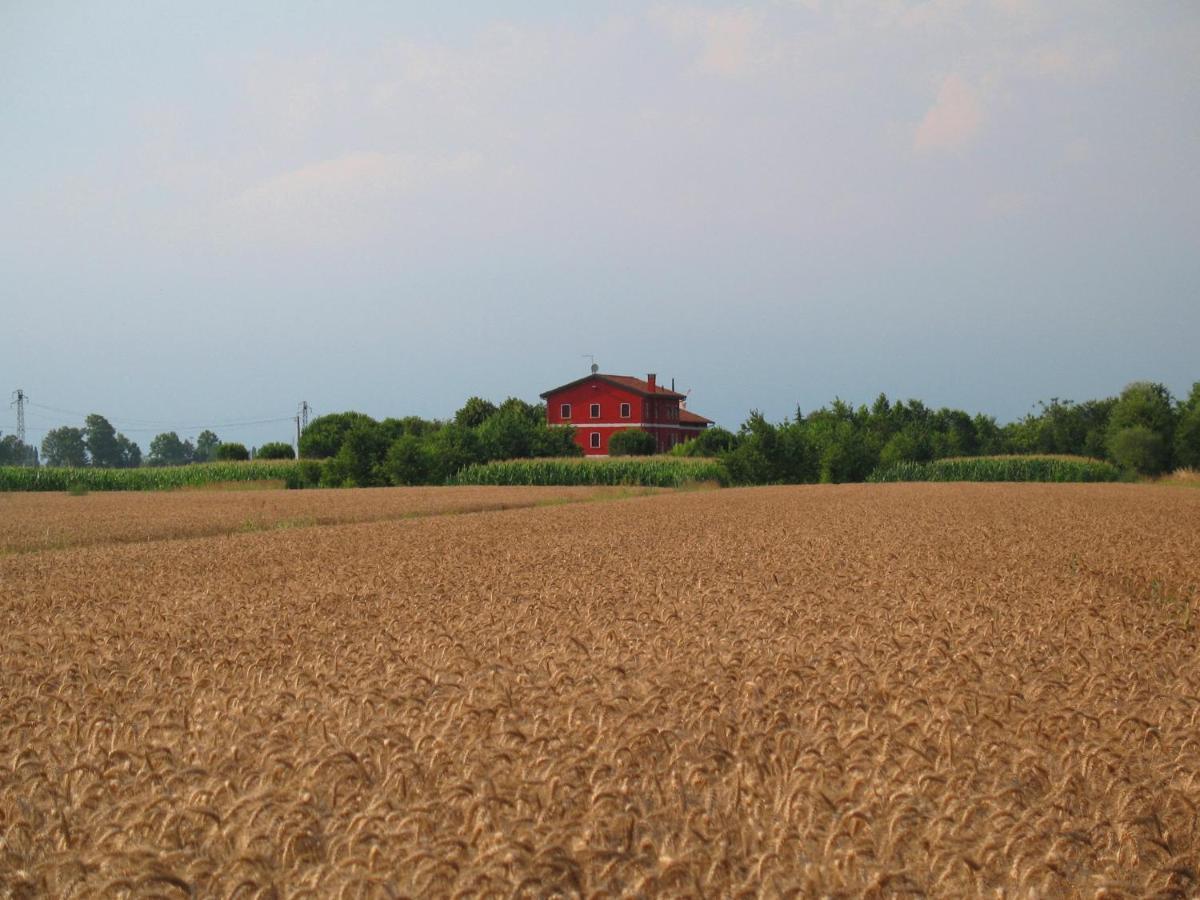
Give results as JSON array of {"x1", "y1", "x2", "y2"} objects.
[
  {"x1": 293, "y1": 397, "x2": 580, "y2": 487},
  {"x1": 6, "y1": 380, "x2": 1197, "y2": 483},
  {"x1": 689, "y1": 381, "x2": 1199, "y2": 484},
  {"x1": 0, "y1": 416, "x2": 298, "y2": 468}
]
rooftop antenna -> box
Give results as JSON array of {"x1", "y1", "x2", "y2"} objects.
[{"x1": 582, "y1": 354, "x2": 598, "y2": 374}]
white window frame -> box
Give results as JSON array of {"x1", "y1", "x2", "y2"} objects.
[
  {"x1": 560, "y1": 403, "x2": 571, "y2": 419},
  {"x1": 590, "y1": 403, "x2": 601, "y2": 419},
  {"x1": 590, "y1": 431, "x2": 601, "y2": 449},
  {"x1": 620, "y1": 402, "x2": 631, "y2": 419}
]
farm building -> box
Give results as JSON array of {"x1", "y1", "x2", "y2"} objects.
[{"x1": 541, "y1": 369, "x2": 713, "y2": 456}]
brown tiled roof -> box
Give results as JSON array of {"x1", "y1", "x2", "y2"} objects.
[
  {"x1": 679, "y1": 407, "x2": 714, "y2": 426},
  {"x1": 540, "y1": 373, "x2": 686, "y2": 400}
]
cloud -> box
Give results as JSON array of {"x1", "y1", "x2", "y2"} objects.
[
  {"x1": 991, "y1": 0, "x2": 1039, "y2": 20},
  {"x1": 220, "y1": 150, "x2": 484, "y2": 245},
  {"x1": 913, "y1": 74, "x2": 983, "y2": 152},
  {"x1": 984, "y1": 190, "x2": 1034, "y2": 218},
  {"x1": 1024, "y1": 38, "x2": 1117, "y2": 81},
  {"x1": 236, "y1": 151, "x2": 480, "y2": 204},
  {"x1": 648, "y1": 4, "x2": 765, "y2": 77},
  {"x1": 889, "y1": 0, "x2": 969, "y2": 31}
]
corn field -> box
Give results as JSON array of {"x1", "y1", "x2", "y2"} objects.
[
  {"x1": 0, "y1": 460, "x2": 303, "y2": 492},
  {"x1": 868, "y1": 454, "x2": 1121, "y2": 483},
  {"x1": 452, "y1": 455, "x2": 728, "y2": 487}
]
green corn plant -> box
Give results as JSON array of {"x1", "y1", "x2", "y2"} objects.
[
  {"x1": 451, "y1": 456, "x2": 729, "y2": 488},
  {"x1": 867, "y1": 455, "x2": 1121, "y2": 483},
  {"x1": 0, "y1": 460, "x2": 305, "y2": 492}
]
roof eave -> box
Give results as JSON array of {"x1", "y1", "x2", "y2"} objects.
[{"x1": 541, "y1": 374, "x2": 685, "y2": 400}]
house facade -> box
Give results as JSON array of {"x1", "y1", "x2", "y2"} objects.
[{"x1": 541, "y1": 371, "x2": 713, "y2": 456}]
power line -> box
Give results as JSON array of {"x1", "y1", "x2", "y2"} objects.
[
  {"x1": 111, "y1": 417, "x2": 297, "y2": 434},
  {"x1": 23, "y1": 400, "x2": 295, "y2": 434}
]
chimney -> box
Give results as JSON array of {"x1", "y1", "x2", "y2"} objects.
[{"x1": 647, "y1": 373, "x2": 656, "y2": 393}]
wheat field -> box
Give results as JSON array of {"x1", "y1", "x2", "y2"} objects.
[
  {"x1": 2, "y1": 484, "x2": 1199, "y2": 896},
  {"x1": 0, "y1": 485, "x2": 656, "y2": 555}
]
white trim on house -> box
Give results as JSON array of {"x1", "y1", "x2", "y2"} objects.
[
  {"x1": 560, "y1": 403, "x2": 571, "y2": 419},
  {"x1": 551, "y1": 421, "x2": 707, "y2": 429},
  {"x1": 620, "y1": 402, "x2": 631, "y2": 418},
  {"x1": 589, "y1": 402, "x2": 601, "y2": 418}
]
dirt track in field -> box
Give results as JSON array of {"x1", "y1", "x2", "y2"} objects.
[
  {"x1": 0, "y1": 485, "x2": 657, "y2": 554},
  {"x1": 2, "y1": 484, "x2": 1199, "y2": 897}
]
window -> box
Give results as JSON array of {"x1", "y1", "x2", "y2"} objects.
[
  {"x1": 620, "y1": 402, "x2": 631, "y2": 419},
  {"x1": 590, "y1": 432, "x2": 601, "y2": 449},
  {"x1": 590, "y1": 403, "x2": 600, "y2": 419},
  {"x1": 560, "y1": 403, "x2": 571, "y2": 419}
]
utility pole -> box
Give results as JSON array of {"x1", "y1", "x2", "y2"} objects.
[
  {"x1": 11, "y1": 389, "x2": 26, "y2": 444},
  {"x1": 10, "y1": 389, "x2": 29, "y2": 466},
  {"x1": 296, "y1": 401, "x2": 310, "y2": 457}
]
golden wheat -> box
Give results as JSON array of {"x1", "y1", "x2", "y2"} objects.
[
  {"x1": 0, "y1": 485, "x2": 655, "y2": 554},
  {"x1": 1, "y1": 484, "x2": 1198, "y2": 896}
]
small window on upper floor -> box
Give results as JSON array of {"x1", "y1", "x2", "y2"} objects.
[
  {"x1": 620, "y1": 402, "x2": 631, "y2": 419},
  {"x1": 560, "y1": 403, "x2": 571, "y2": 419},
  {"x1": 590, "y1": 403, "x2": 601, "y2": 419}
]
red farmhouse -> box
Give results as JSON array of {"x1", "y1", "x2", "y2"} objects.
[{"x1": 541, "y1": 370, "x2": 714, "y2": 456}]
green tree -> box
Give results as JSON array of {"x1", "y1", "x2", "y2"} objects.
[
  {"x1": 1173, "y1": 383, "x2": 1200, "y2": 470},
  {"x1": 148, "y1": 432, "x2": 192, "y2": 466},
  {"x1": 299, "y1": 412, "x2": 376, "y2": 459},
  {"x1": 671, "y1": 426, "x2": 736, "y2": 457},
  {"x1": 454, "y1": 396, "x2": 498, "y2": 429},
  {"x1": 427, "y1": 424, "x2": 483, "y2": 482},
  {"x1": 116, "y1": 435, "x2": 142, "y2": 468},
  {"x1": 1106, "y1": 382, "x2": 1175, "y2": 474},
  {"x1": 972, "y1": 414, "x2": 1006, "y2": 455},
  {"x1": 42, "y1": 427, "x2": 88, "y2": 467},
  {"x1": 723, "y1": 414, "x2": 778, "y2": 484},
  {"x1": 608, "y1": 429, "x2": 656, "y2": 456},
  {"x1": 805, "y1": 403, "x2": 878, "y2": 483},
  {"x1": 384, "y1": 434, "x2": 434, "y2": 485},
  {"x1": 0, "y1": 433, "x2": 36, "y2": 466},
  {"x1": 84, "y1": 414, "x2": 122, "y2": 468},
  {"x1": 194, "y1": 430, "x2": 220, "y2": 463},
  {"x1": 878, "y1": 429, "x2": 930, "y2": 468},
  {"x1": 394, "y1": 416, "x2": 439, "y2": 438},
  {"x1": 496, "y1": 397, "x2": 543, "y2": 427},
  {"x1": 477, "y1": 407, "x2": 535, "y2": 461},
  {"x1": 215, "y1": 442, "x2": 250, "y2": 461},
  {"x1": 1108, "y1": 425, "x2": 1168, "y2": 476},
  {"x1": 721, "y1": 412, "x2": 817, "y2": 484},
  {"x1": 256, "y1": 441, "x2": 295, "y2": 460},
  {"x1": 530, "y1": 425, "x2": 582, "y2": 457},
  {"x1": 332, "y1": 424, "x2": 388, "y2": 486}
]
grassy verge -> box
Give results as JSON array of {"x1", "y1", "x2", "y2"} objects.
[
  {"x1": 451, "y1": 456, "x2": 729, "y2": 488},
  {"x1": 0, "y1": 461, "x2": 303, "y2": 492},
  {"x1": 1155, "y1": 468, "x2": 1200, "y2": 489},
  {"x1": 867, "y1": 455, "x2": 1121, "y2": 483}
]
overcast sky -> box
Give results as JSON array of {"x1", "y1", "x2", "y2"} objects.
[{"x1": 3, "y1": 1, "x2": 1198, "y2": 449}]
